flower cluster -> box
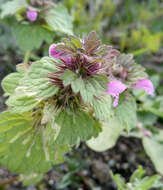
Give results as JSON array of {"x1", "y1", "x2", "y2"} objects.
[{"x1": 49, "y1": 32, "x2": 154, "y2": 107}]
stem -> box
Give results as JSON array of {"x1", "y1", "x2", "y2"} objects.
[
  {"x1": 130, "y1": 48, "x2": 149, "y2": 56},
  {"x1": 30, "y1": 54, "x2": 40, "y2": 61},
  {"x1": 23, "y1": 50, "x2": 31, "y2": 64}
]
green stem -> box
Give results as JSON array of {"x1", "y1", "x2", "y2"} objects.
[
  {"x1": 130, "y1": 48, "x2": 149, "y2": 56},
  {"x1": 30, "y1": 54, "x2": 40, "y2": 61},
  {"x1": 24, "y1": 50, "x2": 31, "y2": 64}
]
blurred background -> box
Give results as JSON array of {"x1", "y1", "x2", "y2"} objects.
[{"x1": 0, "y1": 0, "x2": 163, "y2": 189}]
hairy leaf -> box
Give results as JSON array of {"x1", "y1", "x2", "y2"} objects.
[
  {"x1": 61, "y1": 70, "x2": 78, "y2": 87},
  {"x1": 55, "y1": 109, "x2": 101, "y2": 146},
  {"x1": 1, "y1": 72, "x2": 23, "y2": 96},
  {"x1": 92, "y1": 94, "x2": 111, "y2": 120},
  {"x1": 0, "y1": 111, "x2": 69, "y2": 174},
  {"x1": 0, "y1": 0, "x2": 27, "y2": 18},
  {"x1": 44, "y1": 5, "x2": 73, "y2": 35},
  {"x1": 12, "y1": 24, "x2": 54, "y2": 51},
  {"x1": 0, "y1": 111, "x2": 31, "y2": 134},
  {"x1": 61, "y1": 70, "x2": 108, "y2": 103},
  {"x1": 86, "y1": 117, "x2": 122, "y2": 152},
  {"x1": 143, "y1": 131, "x2": 163, "y2": 175},
  {"x1": 114, "y1": 95, "x2": 137, "y2": 132},
  {"x1": 23, "y1": 57, "x2": 59, "y2": 99},
  {"x1": 20, "y1": 173, "x2": 44, "y2": 186},
  {"x1": 6, "y1": 94, "x2": 40, "y2": 113}
]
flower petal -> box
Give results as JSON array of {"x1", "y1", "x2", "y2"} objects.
[
  {"x1": 49, "y1": 44, "x2": 61, "y2": 59},
  {"x1": 106, "y1": 81, "x2": 127, "y2": 107},
  {"x1": 133, "y1": 78, "x2": 154, "y2": 95},
  {"x1": 112, "y1": 95, "x2": 119, "y2": 107},
  {"x1": 107, "y1": 81, "x2": 127, "y2": 97},
  {"x1": 49, "y1": 44, "x2": 72, "y2": 64}
]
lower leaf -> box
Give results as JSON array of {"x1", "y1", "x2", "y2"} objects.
[
  {"x1": 86, "y1": 117, "x2": 123, "y2": 152},
  {"x1": 143, "y1": 130, "x2": 163, "y2": 175},
  {"x1": 55, "y1": 109, "x2": 101, "y2": 146}
]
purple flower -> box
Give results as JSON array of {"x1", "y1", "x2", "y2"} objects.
[
  {"x1": 49, "y1": 44, "x2": 62, "y2": 59},
  {"x1": 49, "y1": 44, "x2": 71, "y2": 64},
  {"x1": 133, "y1": 78, "x2": 154, "y2": 95},
  {"x1": 26, "y1": 9, "x2": 38, "y2": 22},
  {"x1": 106, "y1": 81, "x2": 127, "y2": 107}
]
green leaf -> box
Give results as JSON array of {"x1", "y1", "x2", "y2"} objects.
[
  {"x1": 81, "y1": 75, "x2": 108, "y2": 103},
  {"x1": 0, "y1": 22, "x2": 17, "y2": 52},
  {"x1": 0, "y1": 111, "x2": 69, "y2": 175},
  {"x1": 143, "y1": 106, "x2": 163, "y2": 118},
  {"x1": 114, "y1": 95, "x2": 137, "y2": 132},
  {"x1": 111, "y1": 167, "x2": 162, "y2": 190},
  {"x1": 20, "y1": 173, "x2": 44, "y2": 186},
  {"x1": 23, "y1": 57, "x2": 59, "y2": 99},
  {"x1": 86, "y1": 117, "x2": 123, "y2": 152},
  {"x1": 0, "y1": 0, "x2": 27, "y2": 18},
  {"x1": 137, "y1": 111, "x2": 157, "y2": 126},
  {"x1": 1, "y1": 72, "x2": 23, "y2": 96},
  {"x1": 12, "y1": 24, "x2": 54, "y2": 51},
  {"x1": 61, "y1": 70, "x2": 78, "y2": 87},
  {"x1": 6, "y1": 94, "x2": 40, "y2": 113},
  {"x1": 142, "y1": 96, "x2": 163, "y2": 118},
  {"x1": 143, "y1": 131, "x2": 163, "y2": 175},
  {"x1": 134, "y1": 175, "x2": 161, "y2": 190},
  {"x1": 92, "y1": 94, "x2": 111, "y2": 120},
  {"x1": 130, "y1": 166, "x2": 145, "y2": 183},
  {"x1": 62, "y1": 35, "x2": 82, "y2": 51},
  {"x1": 0, "y1": 111, "x2": 31, "y2": 134},
  {"x1": 61, "y1": 70, "x2": 108, "y2": 103},
  {"x1": 55, "y1": 109, "x2": 101, "y2": 146},
  {"x1": 44, "y1": 5, "x2": 73, "y2": 35},
  {"x1": 110, "y1": 171, "x2": 126, "y2": 190}
]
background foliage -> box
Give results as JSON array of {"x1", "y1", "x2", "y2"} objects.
[{"x1": 0, "y1": 0, "x2": 163, "y2": 189}]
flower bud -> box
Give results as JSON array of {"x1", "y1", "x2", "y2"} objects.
[{"x1": 26, "y1": 9, "x2": 38, "y2": 22}]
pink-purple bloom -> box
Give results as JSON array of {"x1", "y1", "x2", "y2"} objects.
[
  {"x1": 49, "y1": 44, "x2": 62, "y2": 59},
  {"x1": 133, "y1": 78, "x2": 154, "y2": 95},
  {"x1": 26, "y1": 9, "x2": 38, "y2": 22},
  {"x1": 107, "y1": 78, "x2": 154, "y2": 107},
  {"x1": 106, "y1": 81, "x2": 127, "y2": 107},
  {"x1": 49, "y1": 44, "x2": 71, "y2": 64}
]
